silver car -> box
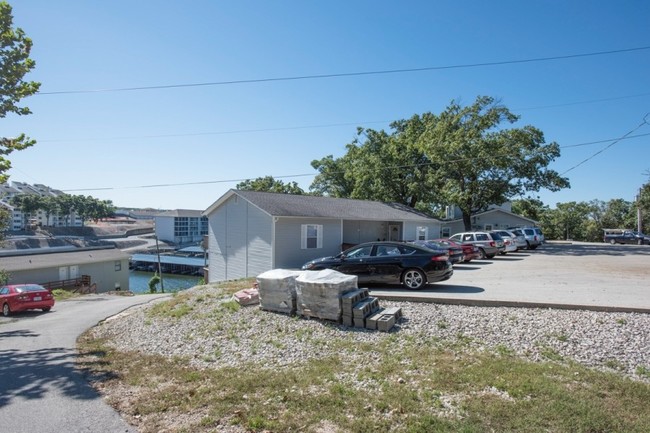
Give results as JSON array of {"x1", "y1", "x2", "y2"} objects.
[
  {"x1": 449, "y1": 231, "x2": 501, "y2": 259},
  {"x1": 496, "y1": 229, "x2": 526, "y2": 251}
]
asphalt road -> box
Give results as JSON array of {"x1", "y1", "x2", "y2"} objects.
[
  {"x1": 0, "y1": 293, "x2": 170, "y2": 433},
  {"x1": 370, "y1": 241, "x2": 650, "y2": 313}
]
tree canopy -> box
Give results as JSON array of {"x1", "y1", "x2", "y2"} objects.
[
  {"x1": 311, "y1": 96, "x2": 570, "y2": 228},
  {"x1": 236, "y1": 176, "x2": 305, "y2": 195},
  {"x1": 1, "y1": 1, "x2": 40, "y2": 183}
]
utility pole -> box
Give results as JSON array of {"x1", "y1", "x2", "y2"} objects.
[
  {"x1": 637, "y1": 188, "x2": 643, "y2": 233},
  {"x1": 155, "y1": 235, "x2": 164, "y2": 293}
]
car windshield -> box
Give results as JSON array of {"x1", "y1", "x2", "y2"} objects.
[{"x1": 15, "y1": 285, "x2": 46, "y2": 293}]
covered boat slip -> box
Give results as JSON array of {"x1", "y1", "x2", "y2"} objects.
[{"x1": 130, "y1": 253, "x2": 205, "y2": 275}]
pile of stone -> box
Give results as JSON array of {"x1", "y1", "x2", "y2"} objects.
[
  {"x1": 255, "y1": 268, "x2": 403, "y2": 332},
  {"x1": 295, "y1": 269, "x2": 357, "y2": 321},
  {"x1": 256, "y1": 269, "x2": 301, "y2": 314}
]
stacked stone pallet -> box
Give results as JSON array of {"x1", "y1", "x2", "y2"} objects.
[
  {"x1": 295, "y1": 269, "x2": 358, "y2": 321},
  {"x1": 256, "y1": 269, "x2": 403, "y2": 332},
  {"x1": 256, "y1": 268, "x2": 301, "y2": 315}
]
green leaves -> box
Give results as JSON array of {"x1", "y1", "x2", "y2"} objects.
[
  {"x1": 308, "y1": 96, "x2": 569, "y2": 227},
  {"x1": 1, "y1": 1, "x2": 41, "y2": 183}
]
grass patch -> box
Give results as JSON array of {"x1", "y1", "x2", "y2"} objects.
[
  {"x1": 51, "y1": 288, "x2": 80, "y2": 301},
  {"x1": 77, "y1": 327, "x2": 650, "y2": 433}
]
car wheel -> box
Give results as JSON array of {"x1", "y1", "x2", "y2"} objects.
[
  {"x1": 42, "y1": 307, "x2": 51, "y2": 312},
  {"x1": 486, "y1": 254, "x2": 496, "y2": 259},
  {"x1": 402, "y1": 269, "x2": 426, "y2": 290},
  {"x1": 478, "y1": 248, "x2": 487, "y2": 259},
  {"x1": 638, "y1": 239, "x2": 643, "y2": 245},
  {"x1": 530, "y1": 245, "x2": 538, "y2": 250},
  {"x1": 2, "y1": 303, "x2": 10, "y2": 317},
  {"x1": 610, "y1": 239, "x2": 616, "y2": 245}
]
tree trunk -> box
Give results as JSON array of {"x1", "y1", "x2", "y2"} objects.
[{"x1": 462, "y1": 212, "x2": 472, "y2": 231}]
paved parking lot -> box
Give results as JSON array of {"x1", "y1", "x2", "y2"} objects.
[{"x1": 370, "y1": 242, "x2": 650, "y2": 313}]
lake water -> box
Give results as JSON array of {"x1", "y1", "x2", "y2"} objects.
[{"x1": 129, "y1": 270, "x2": 201, "y2": 294}]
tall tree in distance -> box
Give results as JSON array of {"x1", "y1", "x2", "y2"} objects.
[
  {"x1": 1, "y1": 1, "x2": 40, "y2": 183},
  {"x1": 236, "y1": 176, "x2": 305, "y2": 195}
]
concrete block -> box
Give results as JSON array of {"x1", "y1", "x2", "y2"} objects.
[
  {"x1": 354, "y1": 317, "x2": 365, "y2": 328},
  {"x1": 377, "y1": 314, "x2": 396, "y2": 332},
  {"x1": 352, "y1": 297, "x2": 379, "y2": 319},
  {"x1": 382, "y1": 306, "x2": 403, "y2": 321},
  {"x1": 365, "y1": 309, "x2": 386, "y2": 330}
]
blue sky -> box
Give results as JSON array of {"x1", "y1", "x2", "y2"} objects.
[{"x1": 4, "y1": 1, "x2": 650, "y2": 210}]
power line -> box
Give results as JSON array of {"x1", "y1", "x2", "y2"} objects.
[
  {"x1": 61, "y1": 125, "x2": 649, "y2": 194},
  {"x1": 560, "y1": 114, "x2": 650, "y2": 175},
  {"x1": 37, "y1": 45, "x2": 650, "y2": 95}
]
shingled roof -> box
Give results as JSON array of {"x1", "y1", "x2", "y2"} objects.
[
  {"x1": 204, "y1": 189, "x2": 437, "y2": 222},
  {"x1": 1, "y1": 248, "x2": 129, "y2": 272}
]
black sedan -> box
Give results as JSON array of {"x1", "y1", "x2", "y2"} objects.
[{"x1": 301, "y1": 241, "x2": 453, "y2": 289}]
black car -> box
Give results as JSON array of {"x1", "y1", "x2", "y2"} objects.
[
  {"x1": 410, "y1": 240, "x2": 464, "y2": 265},
  {"x1": 301, "y1": 241, "x2": 453, "y2": 290}
]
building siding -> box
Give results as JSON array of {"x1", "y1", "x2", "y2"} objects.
[
  {"x1": 274, "y1": 218, "x2": 342, "y2": 269},
  {"x1": 7, "y1": 259, "x2": 129, "y2": 293},
  {"x1": 342, "y1": 220, "x2": 387, "y2": 244},
  {"x1": 207, "y1": 201, "x2": 228, "y2": 282},
  {"x1": 245, "y1": 202, "x2": 273, "y2": 277}
]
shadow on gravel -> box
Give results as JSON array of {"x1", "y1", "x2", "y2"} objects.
[
  {"x1": 535, "y1": 243, "x2": 650, "y2": 257},
  {"x1": 0, "y1": 346, "x2": 113, "y2": 407}
]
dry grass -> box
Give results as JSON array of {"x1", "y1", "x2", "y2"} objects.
[{"x1": 76, "y1": 280, "x2": 650, "y2": 433}]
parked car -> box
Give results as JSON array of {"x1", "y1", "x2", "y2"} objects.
[
  {"x1": 487, "y1": 231, "x2": 507, "y2": 255},
  {"x1": 604, "y1": 230, "x2": 650, "y2": 245},
  {"x1": 510, "y1": 227, "x2": 542, "y2": 249},
  {"x1": 448, "y1": 232, "x2": 500, "y2": 259},
  {"x1": 434, "y1": 238, "x2": 481, "y2": 263},
  {"x1": 410, "y1": 239, "x2": 464, "y2": 265},
  {"x1": 1, "y1": 284, "x2": 55, "y2": 317},
  {"x1": 507, "y1": 229, "x2": 529, "y2": 250},
  {"x1": 493, "y1": 230, "x2": 523, "y2": 252},
  {"x1": 301, "y1": 241, "x2": 453, "y2": 289}
]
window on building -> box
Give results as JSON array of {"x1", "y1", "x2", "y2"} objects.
[
  {"x1": 301, "y1": 224, "x2": 323, "y2": 249},
  {"x1": 416, "y1": 226, "x2": 428, "y2": 241},
  {"x1": 441, "y1": 227, "x2": 451, "y2": 237},
  {"x1": 484, "y1": 224, "x2": 493, "y2": 231},
  {"x1": 115, "y1": 261, "x2": 122, "y2": 271}
]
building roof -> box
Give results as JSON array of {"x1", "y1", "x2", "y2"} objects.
[
  {"x1": 155, "y1": 209, "x2": 205, "y2": 218},
  {"x1": 204, "y1": 189, "x2": 438, "y2": 222},
  {"x1": 443, "y1": 207, "x2": 538, "y2": 225},
  {"x1": 0, "y1": 248, "x2": 130, "y2": 272}
]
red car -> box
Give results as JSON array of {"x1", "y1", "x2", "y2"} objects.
[
  {"x1": 1, "y1": 284, "x2": 55, "y2": 317},
  {"x1": 435, "y1": 238, "x2": 481, "y2": 263}
]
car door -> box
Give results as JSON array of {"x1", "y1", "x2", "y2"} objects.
[
  {"x1": 334, "y1": 245, "x2": 374, "y2": 282},
  {"x1": 368, "y1": 244, "x2": 403, "y2": 284}
]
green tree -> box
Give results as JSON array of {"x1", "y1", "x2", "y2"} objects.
[
  {"x1": 309, "y1": 96, "x2": 569, "y2": 227},
  {"x1": 236, "y1": 176, "x2": 305, "y2": 194},
  {"x1": 419, "y1": 96, "x2": 569, "y2": 230},
  {"x1": 1, "y1": 1, "x2": 40, "y2": 183},
  {"x1": 511, "y1": 198, "x2": 549, "y2": 222},
  {"x1": 10, "y1": 193, "x2": 43, "y2": 227},
  {"x1": 636, "y1": 181, "x2": 650, "y2": 233}
]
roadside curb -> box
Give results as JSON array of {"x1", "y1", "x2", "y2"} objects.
[{"x1": 370, "y1": 293, "x2": 650, "y2": 314}]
